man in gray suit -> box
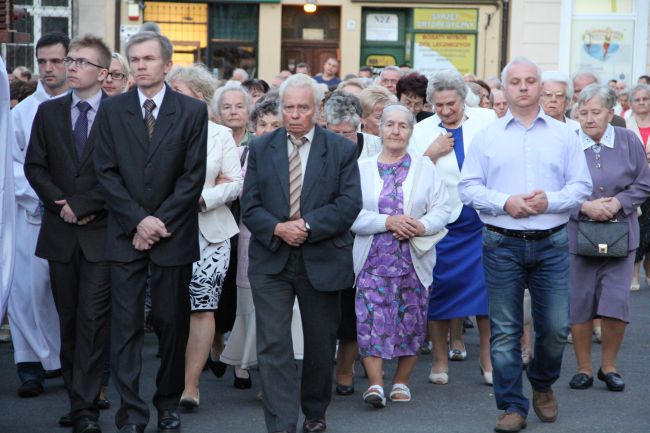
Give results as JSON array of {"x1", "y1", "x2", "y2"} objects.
[{"x1": 241, "y1": 73, "x2": 362, "y2": 433}]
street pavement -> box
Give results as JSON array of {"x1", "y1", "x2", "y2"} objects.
[{"x1": 2, "y1": 285, "x2": 650, "y2": 433}]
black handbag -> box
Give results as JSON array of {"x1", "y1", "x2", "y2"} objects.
[{"x1": 576, "y1": 220, "x2": 629, "y2": 258}]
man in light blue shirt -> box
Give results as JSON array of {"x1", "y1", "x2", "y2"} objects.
[{"x1": 459, "y1": 57, "x2": 592, "y2": 433}]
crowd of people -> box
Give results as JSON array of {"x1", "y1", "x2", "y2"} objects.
[{"x1": 2, "y1": 26, "x2": 650, "y2": 433}]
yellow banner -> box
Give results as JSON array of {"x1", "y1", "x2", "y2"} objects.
[
  {"x1": 413, "y1": 8, "x2": 478, "y2": 32},
  {"x1": 413, "y1": 33, "x2": 476, "y2": 75}
]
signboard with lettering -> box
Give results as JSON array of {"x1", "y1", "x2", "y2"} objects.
[
  {"x1": 413, "y1": 8, "x2": 478, "y2": 32},
  {"x1": 413, "y1": 33, "x2": 476, "y2": 75},
  {"x1": 366, "y1": 13, "x2": 399, "y2": 41}
]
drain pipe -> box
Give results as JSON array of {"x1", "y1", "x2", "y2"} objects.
[{"x1": 500, "y1": 0, "x2": 510, "y2": 70}]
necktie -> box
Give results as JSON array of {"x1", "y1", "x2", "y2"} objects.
[
  {"x1": 288, "y1": 135, "x2": 307, "y2": 220},
  {"x1": 143, "y1": 99, "x2": 156, "y2": 140},
  {"x1": 74, "y1": 101, "x2": 91, "y2": 158}
]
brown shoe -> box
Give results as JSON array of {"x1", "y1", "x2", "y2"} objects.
[
  {"x1": 494, "y1": 411, "x2": 527, "y2": 432},
  {"x1": 532, "y1": 388, "x2": 558, "y2": 422}
]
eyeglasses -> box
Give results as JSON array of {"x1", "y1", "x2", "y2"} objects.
[
  {"x1": 37, "y1": 58, "x2": 65, "y2": 66},
  {"x1": 541, "y1": 91, "x2": 567, "y2": 99},
  {"x1": 107, "y1": 72, "x2": 127, "y2": 80},
  {"x1": 63, "y1": 57, "x2": 106, "y2": 69},
  {"x1": 282, "y1": 105, "x2": 312, "y2": 114}
]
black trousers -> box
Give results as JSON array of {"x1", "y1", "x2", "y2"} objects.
[
  {"x1": 110, "y1": 258, "x2": 191, "y2": 430},
  {"x1": 249, "y1": 249, "x2": 341, "y2": 433},
  {"x1": 48, "y1": 248, "x2": 111, "y2": 422}
]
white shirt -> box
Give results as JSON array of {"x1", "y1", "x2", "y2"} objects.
[
  {"x1": 138, "y1": 85, "x2": 166, "y2": 120},
  {"x1": 287, "y1": 127, "x2": 315, "y2": 181}
]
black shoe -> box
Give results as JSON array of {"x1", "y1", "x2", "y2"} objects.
[
  {"x1": 206, "y1": 356, "x2": 227, "y2": 378},
  {"x1": 44, "y1": 368, "x2": 62, "y2": 379},
  {"x1": 335, "y1": 383, "x2": 354, "y2": 396},
  {"x1": 597, "y1": 368, "x2": 625, "y2": 392},
  {"x1": 94, "y1": 395, "x2": 111, "y2": 410},
  {"x1": 118, "y1": 425, "x2": 144, "y2": 433},
  {"x1": 233, "y1": 369, "x2": 252, "y2": 389},
  {"x1": 59, "y1": 414, "x2": 73, "y2": 427},
  {"x1": 569, "y1": 372, "x2": 593, "y2": 390},
  {"x1": 73, "y1": 417, "x2": 101, "y2": 433},
  {"x1": 303, "y1": 418, "x2": 326, "y2": 433},
  {"x1": 157, "y1": 409, "x2": 181, "y2": 430},
  {"x1": 18, "y1": 379, "x2": 43, "y2": 398}
]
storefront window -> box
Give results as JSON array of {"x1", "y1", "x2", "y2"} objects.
[{"x1": 209, "y1": 3, "x2": 258, "y2": 80}]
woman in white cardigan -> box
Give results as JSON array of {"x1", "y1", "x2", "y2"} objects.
[
  {"x1": 168, "y1": 65, "x2": 244, "y2": 408},
  {"x1": 353, "y1": 104, "x2": 450, "y2": 407}
]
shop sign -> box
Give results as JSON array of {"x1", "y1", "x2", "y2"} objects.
[
  {"x1": 365, "y1": 54, "x2": 396, "y2": 67},
  {"x1": 413, "y1": 33, "x2": 476, "y2": 75},
  {"x1": 413, "y1": 8, "x2": 478, "y2": 32},
  {"x1": 366, "y1": 13, "x2": 399, "y2": 41}
]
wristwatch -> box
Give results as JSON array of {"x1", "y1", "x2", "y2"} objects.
[{"x1": 305, "y1": 221, "x2": 311, "y2": 234}]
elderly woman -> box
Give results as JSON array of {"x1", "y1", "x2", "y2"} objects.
[
  {"x1": 358, "y1": 85, "x2": 397, "y2": 136},
  {"x1": 396, "y1": 72, "x2": 433, "y2": 122},
  {"x1": 241, "y1": 79, "x2": 270, "y2": 105},
  {"x1": 321, "y1": 91, "x2": 382, "y2": 395},
  {"x1": 541, "y1": 71, "x2": 580, "y2": 131},
  {"x1": 102, "y1": 52, "x2": 130, "y2": 96},
  {"x1": 626, "y1": 84, "x2": 650, "y2": 290},
  {"x1": 568, "y1": 84, "x2": 650, "y2": 392},
  {"x1": 410, "y1": 69, "x2": 497, "y2": 385},
  {"x1": 212, "y1": 85, "x2": 253, "y2": 147},
  {"x1": 167, "y1": 64, "x2": 244, "y2": 408},
  {"x1": 353, "y1": 104, "x2": 450, "y2": 407}
]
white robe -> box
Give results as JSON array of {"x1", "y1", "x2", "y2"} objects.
[
  {"x1": 8, "y1": 80, "x2": 64, "y2": 369},
  {"x1": 0, "y1": 58, "x2": 16, "y2": 321}
]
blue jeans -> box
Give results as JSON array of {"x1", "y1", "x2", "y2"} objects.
[{"x1": 482, "y1": 227, "x2": 570, "y2": 418}]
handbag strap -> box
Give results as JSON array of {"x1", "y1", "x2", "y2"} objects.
[{"x1": 405, "y1": 156, "x2": 422, "y2": 216}]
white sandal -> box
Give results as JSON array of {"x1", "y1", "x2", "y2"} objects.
[
  {"x1": 428, "y1": 370, "x2": 449, "y2": 385},
  {"x1": 389, "y1": 383, "x2": 411, "y2": 402},
  {"x1": 362, "y1": 385, "x2": 386, "y2": 408}
]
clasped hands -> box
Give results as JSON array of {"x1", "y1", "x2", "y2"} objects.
[
  {"x1": 133, "y1": 216, "x2": 171, "y2": 251},
  {"x1": 504, "y1": 190, "x2": 549, "y2": 218},
  {"x1": 54, "y1": 199, "x2": 95, "y2": 225},
  {"x1": 580, "y1": 197, "x2": 622, "y2": 221},
  {"x1": 274, "y1": 218, "x2": 308, "y2": 247},
  {"x1": 386, "y1": 215, "x2": 425, "y2": 241}
]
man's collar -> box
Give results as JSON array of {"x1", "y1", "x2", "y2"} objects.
[
  {"x1": 580, "y1": 123, "x2": 615, "y2": 150},
  {"x1": 71, "y1": 89, "x2": 103, "y2": 111},
  {"x1": 288, "y1": 127, "x2": 315, "y2": 143},
  {"x1": 137, "y1": 84, "x2": 166, "y2": 109},
  {"x1": 503, "y1": 106, "x2": 547, "y2": 128}
]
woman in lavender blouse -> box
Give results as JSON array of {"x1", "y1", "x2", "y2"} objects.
[
  {"x1": 568, "y1": 84, "x2": 650, "y2": 393},
  {"x1": 352, "y1": 104, "x2": 450, "y2": 407}
]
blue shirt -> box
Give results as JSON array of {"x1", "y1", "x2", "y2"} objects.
[{"x1": 458, "y1": 108, "x2": 592, "y2": 230}]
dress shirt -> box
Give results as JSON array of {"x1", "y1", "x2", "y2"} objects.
[
  {"x1": 458, "y1": 108, "x2": 592, "y2": 230},
  {"x1": 137, "y1": 85, "x2": 166, "y2": 120},
  {"x1": 580, "y1": 123, "x2": 615, "y2": 150},
  {"x1": 287, "y1": 126, "x2": 315, "y2": 181},
  {"x1": 71, "y1": 90, "x2": 102, "y2": 135}
]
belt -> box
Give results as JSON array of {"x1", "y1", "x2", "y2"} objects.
[{"x1": 485, "y1": 224, "x2": 566, "y2": 241}]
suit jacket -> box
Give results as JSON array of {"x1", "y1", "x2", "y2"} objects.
[
  {"x1": 93, "y1": 85, "x2": 208, "y2": 266},
  {"x1": 24, "y1": 92, "x2": 108, "y2": 263},
  {"x1": 410, "y1": 106, "x2": 497, "y2": 223},
  {"x1": 241, "y1": 125, "x2": 362, "y2": 291}
]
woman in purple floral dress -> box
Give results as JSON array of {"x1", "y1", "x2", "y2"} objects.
[{"x1": 352, "y1": 104, "x2": 450, "y2": 407}]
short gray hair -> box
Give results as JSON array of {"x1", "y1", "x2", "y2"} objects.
[
  {"x1": 427, "y1": 69, "x2": 468, "y2": 104},
  {"x1": 167, "y1": 63, "x2": 218, "y2": 105},
  {"x1": 572, "y1": 71, "x2": 599, "y2": 85},
  {"x1": 278, "y1": 73, "x2": 323, "y2": 107},
  {"x1": 576, "y1": 84, "x2": 616, "y2": 110},
  {"x1": 126, "y1": 31, "x2": 173, "y2": 63},
  {"x1": 379, "y1": 103, "x2": 416, "y2": 130},
  {"x1": 323, "y1": 90, "x2": 362, "y2": 128},
  {"x1": 380, "y1": 65, "x2": 403, "y2": 79},
  {"x1": 211, "y1": 84, "x2": 252, "y2": 116},
  {"x1": 629, "y1": 84, "x2": 650, "y2": 102},
  {"x1": 501, "y1": 56, "x2": 542, "y2": 87},
  {"x1": 542, "y1": 70, "x2": 574, "y2": 101}
]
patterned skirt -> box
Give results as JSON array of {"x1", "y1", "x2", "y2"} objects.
[{"x1": 189, "y1": 234, "x2": 230, "y2": 312}]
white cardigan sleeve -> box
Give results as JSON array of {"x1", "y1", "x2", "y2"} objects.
[
  {"x1": 417, "y1": 161, "x2": 451, "y2": 235},
  {"x1": 351, "y1": 209, "x2": 388, "y2": 235},
  {"x1": 201, "y1": 134, "x2": 243, "y2": 212}
]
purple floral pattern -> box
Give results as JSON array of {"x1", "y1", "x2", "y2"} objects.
[{"x1": 356, "y1": 154, "x2": 427, "y2": 359}]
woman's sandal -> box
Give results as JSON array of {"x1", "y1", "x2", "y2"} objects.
[
  {"x1": 362, "y1": 384, "x2": 386, "y2": 408},
  {"x1": 389, "y1": 383, "x2": 411, "y2": 402},
  {"x1": 428, "y1": 370, "x2": 449, "y2": 385}
]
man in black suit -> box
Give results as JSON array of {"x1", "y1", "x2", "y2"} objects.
[
  {"x1": 24, "y1": 34, "x2": 112, "y2": 433},
  {"x1": 93, "y1": 32, "x2": 207, "y2": 433},
  {"x1": 241, "y1": 74, "x2": 362, "y2": 433}
]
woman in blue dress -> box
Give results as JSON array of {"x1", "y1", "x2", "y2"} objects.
[{"x1": 411, "y1": 70, "x2": 498, "y2": 385}]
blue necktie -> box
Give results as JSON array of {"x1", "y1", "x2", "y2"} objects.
[{"x1": 74, "y1": 101, "x2": 91, "y2": 158}]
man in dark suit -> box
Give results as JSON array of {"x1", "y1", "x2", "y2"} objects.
[
  {"x1": 241, "y1": 74, "x2": 362, "y2": 433},
  {"x1": 93, "y1": 32, "x2": 207, "y2": 433},
  {"x1": 24, "y1": 35, "x2": 112, "y2": 433}
]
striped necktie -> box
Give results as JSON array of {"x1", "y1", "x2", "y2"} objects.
[
  {"x1": 288, "y1": 135, "x2": 307, "y2": 220},
  {"x1": 143, "y1": 99, "x2": 156, "y2": 140},
  {"x1": 74, "y1": 101, "x2": 91, "y2": 157}
]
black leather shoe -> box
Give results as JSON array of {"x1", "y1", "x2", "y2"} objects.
[
  {"x1": 44, "y1": 368, "x2": 62, "y2": 379},
  {"x1": 73, "y1": 417, "x2": 101, "y2": 433},
  {"x1": 157, "y1": 409, "x2": 181, "y2": 430},
  {"x1": 598, "y1": 368, "x2": 625, "y2": 392},
  {"x1": 233, "y1": 369, "x2": 252, "y2": 389},
  {"x1": 206, "y1": 356, "x2": 227, "y2": 378},
  {"x1": 335, "y1": 383, "x2": 354, "y2": 396},
  {"x1": 59, "y1": 414, "x2": 73, "y2": 427},
  {"x1": 18, "y1": 379, "x2": 43, "y2": 398},
  {"x1": 94, "y1": 395, "x2": 111, "y2": 410},
  {"x1": 569, "y1": 372, "x2": 593, "y2": 389},
  {"x1": 118, "y1": 425, "x2": 144, "y2": 433},
  {"x1": 303, "y1": 418, "x2": 326, "y2": 433}
]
